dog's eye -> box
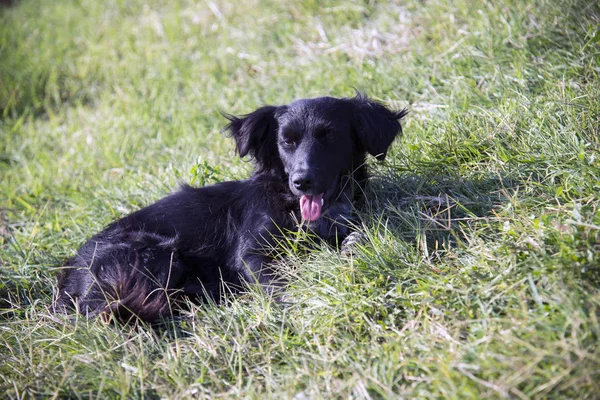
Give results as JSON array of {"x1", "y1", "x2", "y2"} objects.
[
  {"x1": 281, "y1": 138, "x2": 296, "y2": 148},
  {"x1": 314, "y1": 126, "x2": 329, "y2": 140}
]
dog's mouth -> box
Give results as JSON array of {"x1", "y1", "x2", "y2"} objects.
[
  {"x1": 300, "y1": 194, "x2": 324, "y2": 222},
  {"x1": 296, "y1": 175, "x2": 343, "y2": 222}
]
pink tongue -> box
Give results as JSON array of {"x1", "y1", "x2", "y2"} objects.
[{"x1": 300, "y1": 194, "x2": 323, "y2": 222}]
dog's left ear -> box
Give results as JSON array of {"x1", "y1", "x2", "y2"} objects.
[
  {"x1": 224, "y1": 105, "x2": 282, "y2": 173},
  {"x1": 351, "y1": 95, "x2": 408, "y2": 161}
]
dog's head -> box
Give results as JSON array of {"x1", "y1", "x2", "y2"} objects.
[{"x1": 226, "y1": 94, "x2": 407, "y2": 221}]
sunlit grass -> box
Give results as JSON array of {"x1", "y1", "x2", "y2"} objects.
[{"x1": 1, "y1": 0, "x2": 599, "y2": 397}]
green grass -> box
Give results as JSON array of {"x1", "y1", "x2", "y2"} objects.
[{"x1": 1, "y1": 0, "x2": 599, "y2": 397}]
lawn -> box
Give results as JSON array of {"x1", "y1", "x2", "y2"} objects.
[{"x1": 1, "y1": 0, "x2": 599, "y2": 398}]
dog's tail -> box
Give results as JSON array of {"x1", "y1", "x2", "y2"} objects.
[
  {"x1": 56, "y1": 232, "x2": 184, "y2": 324},
  {"x1": 100, "y1": 262, "x2": 178, "y2": 323}
]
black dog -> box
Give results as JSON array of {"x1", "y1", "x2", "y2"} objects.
[{"x1": 55, "y1": 94, "x2": 407, "y2": 322}]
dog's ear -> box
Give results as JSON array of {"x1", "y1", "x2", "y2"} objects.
[
  {"x1": 351, "y1": 94, "x2": 408, "y2": 161},
  {"x1": 224, "y1": 106, "x2": 281, "y2": 173}
]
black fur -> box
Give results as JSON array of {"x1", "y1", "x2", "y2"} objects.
[{"x1": 55, "y1": 95, "x2": 407, "y2": 323}]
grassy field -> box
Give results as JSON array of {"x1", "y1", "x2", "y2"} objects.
[{"x1": 1, "y1": 0, "x2": 599, "y2": 398}]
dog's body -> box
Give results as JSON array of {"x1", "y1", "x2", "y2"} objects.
[{"x1": 56, "y1": 95, "x2": 407, "y2": 322}]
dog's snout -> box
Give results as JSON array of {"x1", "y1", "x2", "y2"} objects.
[{"x1": 292, "y1": 173, "x2": 314, "y2": 192}]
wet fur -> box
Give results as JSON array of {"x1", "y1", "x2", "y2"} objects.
[{"x1": 55, "y1": 94, "x2": 407, "y2": 323}]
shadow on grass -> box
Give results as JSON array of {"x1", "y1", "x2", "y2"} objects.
[
  {"x1": 0, "y1": 0, "x2": 17, "y2": 8},
  {"x1": 363, "y1": 170, "x2": 513, "y2": 252},
  {"x1": 358, "y1": 163, "x2": 600, "y2": 288}
]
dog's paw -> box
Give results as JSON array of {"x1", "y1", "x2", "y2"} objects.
[{"x1": 341, "y1": 231, "x2": 366, "y2": 257}]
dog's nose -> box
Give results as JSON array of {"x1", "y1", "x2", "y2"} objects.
[{"x1": 292, "y1": 174, "x2": 313, "y2": 192}]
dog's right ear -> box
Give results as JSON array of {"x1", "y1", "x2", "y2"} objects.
[{"x1": 224, "y1": 106, "x2": 281, "y2": 173}]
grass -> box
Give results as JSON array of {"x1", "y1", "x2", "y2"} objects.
[{"x1": 1, "y1": 0, "x2": 599, "y2": 397}]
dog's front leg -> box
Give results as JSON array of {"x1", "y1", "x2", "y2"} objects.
[{"x1": 232, "y1": 225, "x2": 285, "y2": 295}]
